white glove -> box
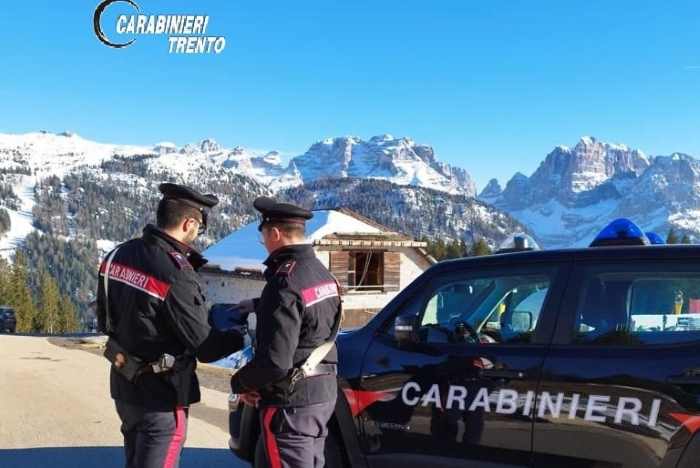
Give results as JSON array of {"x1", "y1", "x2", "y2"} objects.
[{"x1": 247, "y1": 311, "x2": 257, "y2": 340}]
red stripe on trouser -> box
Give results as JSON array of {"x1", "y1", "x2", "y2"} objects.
[
  {"x1": 262, "y1": 407, "x2": 282, "y2": 468},
  {"x1": 163, "y1": 406, "x2": 186, "y2": 468}
]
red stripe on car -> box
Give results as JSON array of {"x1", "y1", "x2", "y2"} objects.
[
  {"x1": 670, "y1": 412, "x2": 700, "y2": 434},
  {"x1": 343, "y1": 388, "x2": 397, "y2": 417}
]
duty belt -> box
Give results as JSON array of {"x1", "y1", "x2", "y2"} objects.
[
  {"x1": 104, "y1": 336, "x2": 178, "y2": 382},
  {"x1": 138, "y1": 353, "x2": 177, "y2": 376}
]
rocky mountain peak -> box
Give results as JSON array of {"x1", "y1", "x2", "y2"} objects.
[
  {"x1": 479, "y1": 178, "x2": 503, "y2": 199},
  {"x1": 369, "y1": 134, "x2": 395, "y2": 143},
  {"x1": 289, "y1": 135, "x2": 476, "y2": 195},
  {"x1": 519, "y1": 136, "x2": 650, "y2": 203},
  {"x1": 154, "y1": 142, "x2": 177, "y2": 154},
  {"x1": 200, "y1": 138, "x2": 221, "y2": 153}
]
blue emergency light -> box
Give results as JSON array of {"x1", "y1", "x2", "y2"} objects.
[
  {"x1": 589, "y1": 218, "x2": 650, "y2": 247},
  {"x1": 644, "y1": 232, "x2": 665, "y2": 245}
]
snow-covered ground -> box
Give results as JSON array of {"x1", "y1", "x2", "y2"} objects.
[{"x1": 0, "y1": 175, "x2": 37, "y2": 260}]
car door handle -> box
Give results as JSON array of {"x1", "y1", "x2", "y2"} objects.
[
  {"x1": 667, "y1": 368, "x2": 700, "y2": 385},
  {"x1": 667, "y1": 374, "x2": 700, "y2": 385},
  {"x1": 481, "y1": 369, "x2": 526, "y2": 380}
]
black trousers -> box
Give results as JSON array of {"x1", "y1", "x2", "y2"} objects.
[
  {"x1": 255, "y1": 399, "x2": 336, "y2": 468},
  {"x1": 115, "y1": 400, "x2": 189, "y2": 468}
]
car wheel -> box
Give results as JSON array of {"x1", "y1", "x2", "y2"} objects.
[{"x1": 324, "y1": 430, "x2": 346, "y2": 468}]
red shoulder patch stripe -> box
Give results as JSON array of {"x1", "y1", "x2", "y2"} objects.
[
  {"x1": 300, "y1": 281, "x2": 339, "y2": 307},
  {"x1": 99, "y1": 262, "x2": 171, "y2": 301}
]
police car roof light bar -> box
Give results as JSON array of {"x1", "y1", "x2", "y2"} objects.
[
  {"x1": 645, "y1": 232, "x2": 665, "y2": 245},
  {"x1": 590, "y1": 218, "x2": 650, "y2": 248}
]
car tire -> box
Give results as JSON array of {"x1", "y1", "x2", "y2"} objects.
[{"x1": 324, "y1": 430, "x2": 346, "y2": 468}]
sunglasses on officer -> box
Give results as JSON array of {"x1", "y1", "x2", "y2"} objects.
[{"x1": 187, "y1": 214, "x2": 206, "y2": 236}]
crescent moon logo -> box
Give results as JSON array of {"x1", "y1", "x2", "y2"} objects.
[{"x1": 93, "y1": 0, "x2": 140, "y2": 48}]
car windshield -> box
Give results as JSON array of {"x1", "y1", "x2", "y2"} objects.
[{"x1": 421, "y1": 274, "x2": 551, "y2": 343}]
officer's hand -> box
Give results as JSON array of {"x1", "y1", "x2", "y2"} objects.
[
  {"x1": 237, "y1": 299, "x2": 257, "y2": 314},
  {"x1": 240, "y1": 391, "x2": 261, "y2": 407},
  {"x1": 114, "y1": 352, "x2": 126, "y2": 369}
]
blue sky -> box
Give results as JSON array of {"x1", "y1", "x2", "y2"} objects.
[{"x1": 1, "y1": 0, "x2": 699, "y2": 189}]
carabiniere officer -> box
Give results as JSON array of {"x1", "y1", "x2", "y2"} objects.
[
  {"x1": 97, "y1": 183, "x2": 245, "y2": 468},
  {"x1": 231, "y1": 197, "x2": 343, "y2": 468}
]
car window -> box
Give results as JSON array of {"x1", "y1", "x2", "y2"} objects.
[
  {"x1": 574, "y1": 267, "x2": 700, "y2": 345},
  {"x1": 419, "y1": 273, "x2": 552, "y2": 345}
]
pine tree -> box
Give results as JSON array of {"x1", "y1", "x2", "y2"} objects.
[
  {"x1": 681, "y1": 234, "x2": 692, "y2": 244},
  {"x1": 10, "y1": 251, "x2": 35, "y2": 332},
  {"x1": 667, "y1": 228, "x2": 679, "y2": 245},
  {"x1": 36, "y1": 268, "x2": 61, "y2": 334},
  {"x1": 459, "y1": 239, "x2": 468, "y2": 257},
  {"x1": 445, "y1": 240, "x2": 462, "y2": 259},
  {"x1": 0, "y1": 208, "x2": 10, "y2": 235},
  {"x1": 58, "y1": 293, "x2": 80, "y2": 333},
  {"x1": 0, "y1": 256, "x2": 11, "y2": 305},
  {"x1": 434, "y1": 239, "x2": 446, "y2": 260},
  {"x1": 471, "y1": 238, "x2": 492, "y2": 256}
]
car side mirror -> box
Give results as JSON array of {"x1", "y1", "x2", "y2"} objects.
[
  {"x1": 510, "y1": 311, "x2": 533, "y2": 333},
  {"x1": 394, "y1": 315, "x2": 419, "y2": 346}
]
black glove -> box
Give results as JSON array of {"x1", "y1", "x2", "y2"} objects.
[{"x1": 209, "y1": 303, "x2": 250, "y2": 333}]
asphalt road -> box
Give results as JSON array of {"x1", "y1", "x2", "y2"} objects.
[{"x1": 0, "y1": 334, "x2": 249, "y2": 468}]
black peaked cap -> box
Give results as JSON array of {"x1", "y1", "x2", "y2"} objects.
[
  {"x1": 159, "y1": 183, "x2": 219, "y2": 209},
  {"x1": 253, "y1": 196, "x2": 312, "y2": 231}
]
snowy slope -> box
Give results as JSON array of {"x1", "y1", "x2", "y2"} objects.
[
  {"x1": 0, "y1": 175, "x2": 37, "y2": 260},
  {"x1": 0, "y1": 131, "x2": 149, "y2": 177},
  {"x1": 0, "y1": 132, "x2": 152, "y2": 256}
]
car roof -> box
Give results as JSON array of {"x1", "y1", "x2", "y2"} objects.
[{"x1": 430, "y1": 245, "x2": 700, "y2": 274}]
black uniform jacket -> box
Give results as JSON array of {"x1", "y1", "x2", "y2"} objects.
[
  {"x1": 97, "y1": 224, "x2": 243, "y2": 410},
  {"x1": 230, "y1": 244, "x2": 342, "y2": 407}
]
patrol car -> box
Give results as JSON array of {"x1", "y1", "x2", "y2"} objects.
[
  {"x1": 0, "y1": 306, "x2": 16, "y2": 333},
  {"x1": 229, "y1": 219, "x2": 700, "y2": 468}
]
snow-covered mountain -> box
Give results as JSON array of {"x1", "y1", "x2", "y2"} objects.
[
  {"x1": 0, "y1": 131, "x2": 475, "y2": 192},
  {"x1": 290, "y1": 135, "x2": 476, "y2": 196},
  {"x1": 4, "y1": 130, "x2": 700, "y2": 260},
  {"x1": 480, "y1": 136, "x2": 700, "y2": 248},
  {"x1": 0, "y1": 132, "x2": 152, "y2": 257},
  {"x1": 146, "y1": 134, "x2": 476, "y2": 195},
  {"x1": 0, "y1": 131, "x2": 486, "y2": 267}
]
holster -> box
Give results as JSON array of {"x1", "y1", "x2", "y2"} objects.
[
  {"x1": 286, "y1": 363, "x2": 337, "y2": 394},
  {"x1": 103, "y1": 337, "x2": 144, "y2": 382}
]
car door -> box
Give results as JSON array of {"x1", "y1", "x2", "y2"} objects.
[
  {"x1": 534, "y1": 258, "x2": 700, "y2": 468},
  {"x1": 356, "y1": 261, "x2": 570, "y2": 468}
]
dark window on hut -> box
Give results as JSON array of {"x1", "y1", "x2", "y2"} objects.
[
  {"x1": 349, "y1": 251, "x2": 384, "y2": 292},
  {"x1": 330, "y1": 250, "x2": 400, "y2": 293}
]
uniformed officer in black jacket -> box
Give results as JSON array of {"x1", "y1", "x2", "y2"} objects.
[
  {"x1": 231, "y1": 197, "x2": 342, "y2": 468},
  {"x1": 97, "y1": 183, "x2": 245, "y2": 468}
]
